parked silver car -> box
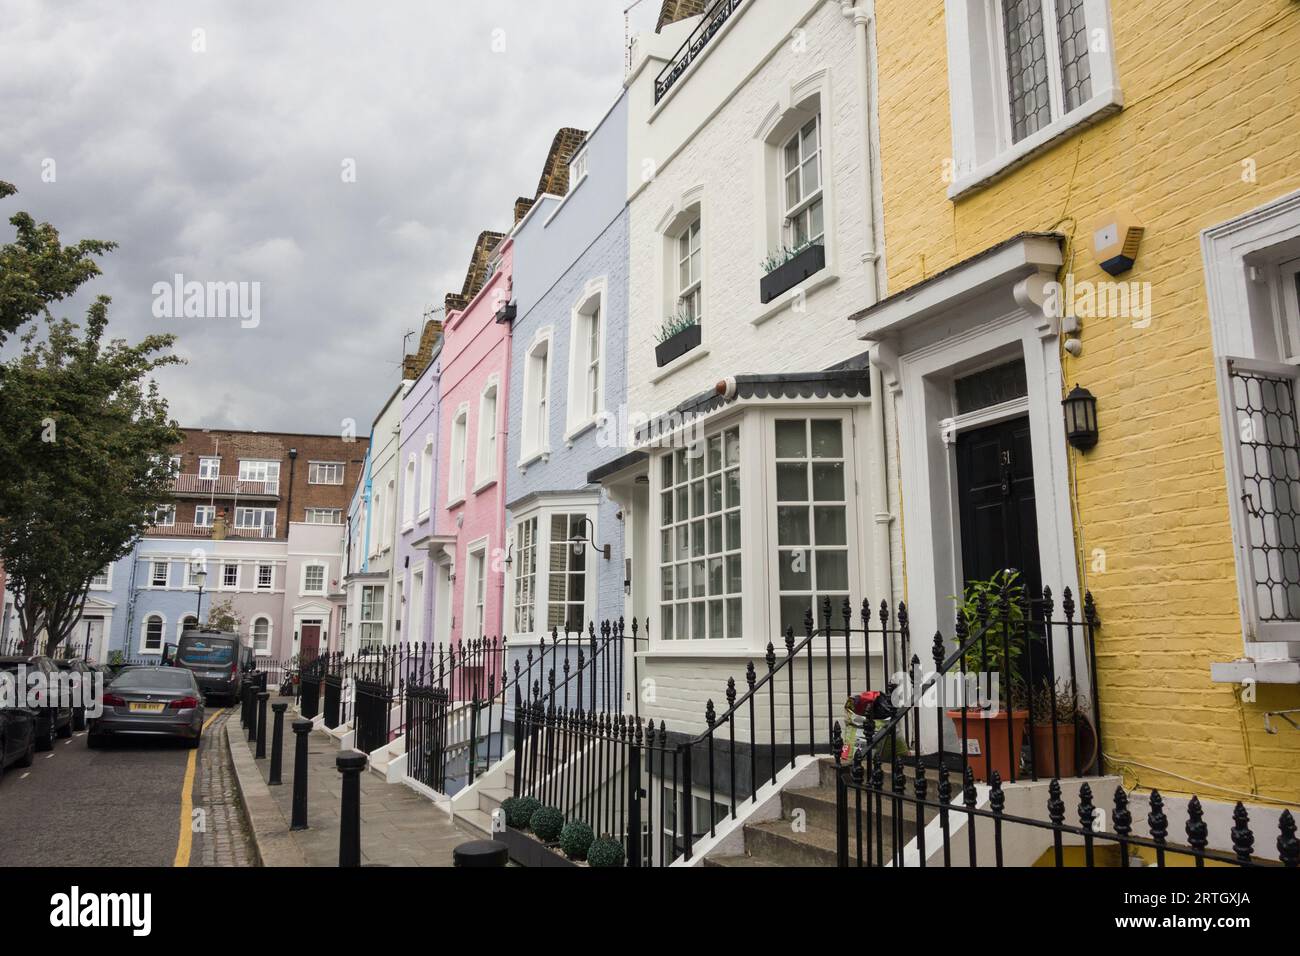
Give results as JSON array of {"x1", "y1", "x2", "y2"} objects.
[{"x1": 87, "y1": 667, "x2": 205, "y2": 748}]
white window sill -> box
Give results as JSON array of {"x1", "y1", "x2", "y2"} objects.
[
  {"x1": 751, "y1": 270, "x2": 838, "y2": 327},
  {"x1": 1211, "y1": 659, "x2": 1300, "y2": 685},
  {"x1": 472, "y1": 477, "x2": 498, "y2": 496},
  {"x1": 649, "y1": 346, "x2": 710, "y2": 385},
  {"x1": 517, "y1": 449, "x2": 550, "y2": 471},
  {"x1": 564, "y1": 417, "x2": 601, "y2": 445},
  {"x1": 417, "y1": 509, "x2": 431, "y2": 524},
  {"x1": 446, "y1": 495, "x2": 466, "y2": 510},
  {"x1": 947, "y1": 88, "x2": 1124, "y2": 200}
]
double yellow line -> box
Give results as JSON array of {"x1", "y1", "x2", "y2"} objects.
[{"x1": 173, "y1": 707, "x2": 230, "y2": 868}]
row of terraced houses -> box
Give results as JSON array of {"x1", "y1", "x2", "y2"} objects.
[{"x1": 11, "y1": 0, "x2": 1299, "y2": 865}]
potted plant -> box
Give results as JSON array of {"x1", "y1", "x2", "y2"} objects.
[
  {"x1": 560, "y1": 820, "x2": 595, "y2": 861},
  {"x1": 760, "y1": 239, "x2": 826, "y2": 304},
  {"x1": 587, "y1": 836, "x2": 626, "y2": 868},
  {"x1": 654, "y1": 310, "x2": 701, "y2": 367},
  {"x1": 1028, "y1": 680, "x2": 1094, "y2": 778},
  {"x1": 946, "y1": 570, "x2": 1032, "y2": 783}
]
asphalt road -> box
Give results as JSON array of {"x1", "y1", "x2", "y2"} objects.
[{"x1": 0, "y1": 706, "x2": 250, "y2": 867}]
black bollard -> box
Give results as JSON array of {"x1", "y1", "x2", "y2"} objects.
[
  {"x1": 255, "y1": 690, "x2": 269, "y2": 759},
  {"x1": 241, "y1": 681, "x2": 254, "y2": 729},
  {"x1": 454, "y1": 840, "x2": 509, "y2": 867},
  {"x1": 290, "y1": 719, "x2": 312, "y2": 831},
  {"x1": 269, "y1": 702, "x2": 287, "y2": 785},
  {"x1": 246, "y1": 683, "x2": 257, "y2": 742},
  {"x1": 337, "y1": 750, "x2": 367, "y2": 867}
]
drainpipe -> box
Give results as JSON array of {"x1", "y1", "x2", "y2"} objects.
[
  {"x1": 284, "y1": 447, "x2": 297, "y2": 538},
  {"x1": 496, "y1": 283, "x2": 514, "y2": 650},
  {"x1": 840, "y1": 0, "x2": 892, "y2": 606}
]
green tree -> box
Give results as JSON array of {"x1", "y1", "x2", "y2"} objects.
[
  {"x1": 0, "y1": 182, "x2": 182, "y2": 655},
  {"x1": 206, "y1": 597, "x2": 242, "y2": 633}
]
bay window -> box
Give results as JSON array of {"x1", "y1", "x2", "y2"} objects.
[
  {"x1": 546, "y1": 514, "x2": 588, "y2": 632},
  {"x1": 513, "y1": 517, "x2": 538, "y2": 633},
  {"x1": 359, "y1": 585, "x2": 384, "y2": 650},
  {"x1": 658, "y1": 427, "x2": 742, "y2": 641}
]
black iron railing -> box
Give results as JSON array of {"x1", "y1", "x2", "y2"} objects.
[
  {"x1": 653, "y1": 0, "x2": 745, "y2": 104},
  {"x1": 834, "y1": 741, "x2": 1299, "y2": 867}
]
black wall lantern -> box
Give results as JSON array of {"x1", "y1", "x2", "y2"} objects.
[
  {"x1": 569, "y1": 516, "x2": 612, "y2": 561},
  {"x1": 1062, "y1": 384, "x2": 1099, "y2": 451}
]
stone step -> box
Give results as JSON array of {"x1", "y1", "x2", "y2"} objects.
[
  {"x1": 458, "y1": 807, "x2": 494, "y2": 839},
  {"x1": 741, "y1": 819, "x2": 840, "y2": 867},
  {"x1": 478, "y1": 786, "x2": 513, "y2": 815},
  {"x1": 782, "y1": 784, "x2": 929, "y2": 840}
]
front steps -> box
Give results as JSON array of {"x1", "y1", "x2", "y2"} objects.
[
  {"x1": 459, "y1": 767, "x2": 515, "y2": 837},
  {"x1": 705, "y1": 758, "x2": 936, "y2": 867}
]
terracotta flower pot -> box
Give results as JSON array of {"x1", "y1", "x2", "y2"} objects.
[
  {"x1": 1030, "y1": 721, "x2": 1078, "y2": 778},
  {"x1": 947, "y1": 708, "x2": 1029, "y2": 783}
]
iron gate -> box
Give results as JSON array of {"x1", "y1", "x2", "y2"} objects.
[
  {"x1": 299, "y1": 655, "x2": 325, "y2": 720},
  {"x1": 406, "y1": 685, "x2": 450, "y2": 792},
  {"x1": 353, "y1": 676, "x2": 393, "y2": 755}
]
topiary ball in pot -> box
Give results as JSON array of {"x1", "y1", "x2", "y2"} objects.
[
  {"x1": 501, "y1": 796, "x2": 541, "y2": 830},
  {"x1": 531, "y1": 806, "x2": 565, "y2": 843},
  {"x1": 560, "y1": 820, "x2": 595, "y2": 861},
  {"x1": 587, "y1": 837, "x2": 626, "y2": 868}
]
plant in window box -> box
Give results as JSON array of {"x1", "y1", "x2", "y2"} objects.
[
  {"x1": 653, "y1": 310, "x2": 701, "y2": 368},
  {"x1": 945, "y1": 569, "x2": 1035, "y2": 783},
  {"x1": 759, "y1": 238, "x2": 825, "y2": 304}
]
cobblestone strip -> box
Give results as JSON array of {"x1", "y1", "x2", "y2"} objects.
[{"x1": 195, "y1": 708, "x2": 258, "y2": 867}]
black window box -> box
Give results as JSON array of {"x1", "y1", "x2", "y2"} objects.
[
  {"x1": 760, "y1": 243, "x2": 826, "y2": 304},
  {"x1": 495, "y1": 827, "x2": 578, "y2": 867},
  {"x1": 654, "y1": 322, "x2": 702, "y2": 368}
]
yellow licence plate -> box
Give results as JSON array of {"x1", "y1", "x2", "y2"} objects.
[{"x1": 129, "y1": 702, "x2": 165, "y2": 713}]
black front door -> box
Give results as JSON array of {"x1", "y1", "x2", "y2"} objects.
[{"x1": 955, "y1": 416, "x2": 1042, "y2": 597}]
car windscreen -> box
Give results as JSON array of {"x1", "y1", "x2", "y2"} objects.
[
  {"x1": 177, "y1": 639, "x2": 236, "y2": 666},
  {"x1": 110, "y1": 669, "x2": 196, "y2": 691}
]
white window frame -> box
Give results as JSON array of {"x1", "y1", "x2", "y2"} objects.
[
  {"x1": 359, "y1": 585, "x2": 385, "y2": 651},
  {"x1": 304, "y1": 508, "x2": 342, "y2": 525},
  {"x1": 520, "y1": 328, "x2": 553, "y2": 466},
  {"x1": 198, "y1": 457, "x2": 221, "y2": 479},
  {"x1": 511, "y1": 516, "x2": 540, "y2": 635},
  {"x1": 176, "y1": 615, "x2": 199, "y2": 642},
  {"x1": 566, "y1": 280, "x2": 607, "y2": 440},
  {"x1": 154, "y1": 505, "x2": 176, "y2": 527},
  {"x1": 250, "y1": 615, "x2": 273, "y2": 655},
  {"x1": 676, "y1": 217, "x2": 703, "y2": 325},
  {"x1": 169, "y1": 455, "x2": 182, "y2": 475},
  {"x1": 149, "y1": 560, "x2": 170, "y2": 589},
  {"x1": 403, "y1": 454, "x2": 417, "y2": 527},
  {"x1": 234, "y1": 507, "x2": 276, "y2": 537},
  {"x1": 653, "y1": 191, "x2": 708, "y2": 381},
  {"x1": 301, "y1": 561, "x2": 327, "y2": 596},
  {"x1": 653, "y1": 424, "x2": 743, "y2": 643},
  {"x1": 944, "y1": 0, "x2": 1122, "y2": 198},
  {"x1": 383, "y1": 477, "x2": 396, "y2": 549},
  {"x1": 221, "y1": 562, "x2": 240, "y2": 591},
  {"x1": 256, "y1": 563, "x2": 274, "y2": 592},
  {"x1": 781, "y1": 114, "x2": 824, "y2": 250},
  {"x1": 419, "y1": 435, "x2": 434, "y2": 519},
  {"x1": 89, "y1": 566, "x2": 113, "y2": 591},
  {"x1": 448, "y1": 404, "x2": 469, "y2": 506},
  {"x1": 194, "y1": 505, "x2": 216, "y2": 528},
  {"x1": 140, "y1": 613, "x2": 166, "y2": 654},
  {"x1": 463, "y1": 540, "x2": 489, "y2": 642},
  {"x1": 568, "y1": 146, "x2": 589, "y2": 193},
  {"x1": 238, "y1": 458, "x2": 282, "y2": 492},
  {"x1": 308, "y1": 461, "x2": 345, "y2": 485},
  {"x1": 475, "y1": 377, "x2": 500, "y2": 491},
  {"x1": 408, "y1": 564, "x2": 426, "y2": 645},
  {"x1": 1203, "y1": 189, "x2": 1300, "y2": 650}
]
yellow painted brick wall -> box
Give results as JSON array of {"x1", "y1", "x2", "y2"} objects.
[{"x1": 876, "y1": 1, "x2": 1300, "y2": 804}]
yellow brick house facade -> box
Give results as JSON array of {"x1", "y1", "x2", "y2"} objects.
[{"x1": 853, "y1": 0, "x2": 1300, "y2": 817}]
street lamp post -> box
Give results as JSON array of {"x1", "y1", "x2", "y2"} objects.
[{"x1": 195, "y1": 568, "x2": 208, "y2": 625}]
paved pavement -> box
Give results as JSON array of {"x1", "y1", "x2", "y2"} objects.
[
  {"x1": 0, "y1": 706, "x2": 254, "y2": 867},
  {"x1": 237, "y1": 701, "x2": 477, "y2": 866}
]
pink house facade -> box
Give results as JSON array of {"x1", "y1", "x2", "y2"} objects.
[{"x1": 435, "y1": 232, "x2": 513, "y2": 657}]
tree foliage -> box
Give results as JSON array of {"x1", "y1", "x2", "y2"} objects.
[{"x1": 0, "y1": 182, "x2": 183, "y2": 654}]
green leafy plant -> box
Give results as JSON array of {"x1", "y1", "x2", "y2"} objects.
[
  {"x1": 501, "y1": 795, "x2": 540, "y2": 830},
  {"x1": 654, "y1": 309, "x2": 698, "y2": 345},
  {"x1": 951, "y1": 570, "x2": 1039, "y2": 708},
  {"x1": 560, "y1": 820, "x2": 595, "y2": 861},
  {"x1": 760, "y1": 237, "x2": 823, "y2": 275},
  {"x1": 586, "y1": 836, "x2": 625, "y2": 868},
  {"x1": 108, "y1": 650, "x2": 125, "y2": 666},
  {"x1": 531, "y1": 806, "x2": 565, "y2": 843}
]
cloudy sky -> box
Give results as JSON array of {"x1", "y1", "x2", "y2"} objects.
[{"x1": 0, "y1": 0, "x2": 660, "y2": 434}]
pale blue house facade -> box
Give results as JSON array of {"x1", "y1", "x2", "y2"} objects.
[{"x1": 505, "y1": 92, "x2": 631, "y2": 697}]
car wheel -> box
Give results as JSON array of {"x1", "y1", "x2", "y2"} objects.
[
  {"x1": 56, "y1": 714, "x2": 73, "y2": 739},
  {"x1": 186, "y1": 734, "x2": 201, "y2": 750},
  {"x1": 16, "y1": 736, "x2": 34, "y2": 768}
]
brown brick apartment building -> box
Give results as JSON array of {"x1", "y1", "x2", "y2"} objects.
[{"x1": 153, "y1": 429, "x2": 369, "y2": 540}]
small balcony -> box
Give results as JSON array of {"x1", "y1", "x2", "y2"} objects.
[
  {"x1": 148, "y1": 522, "x2": 274, "y2": 539},
  {"x1": 171, "y1": 473, "x2": 280, "y2": 499},
  {"x1": 654, "y1": 0, "x2": 744, "y2": 105}
]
